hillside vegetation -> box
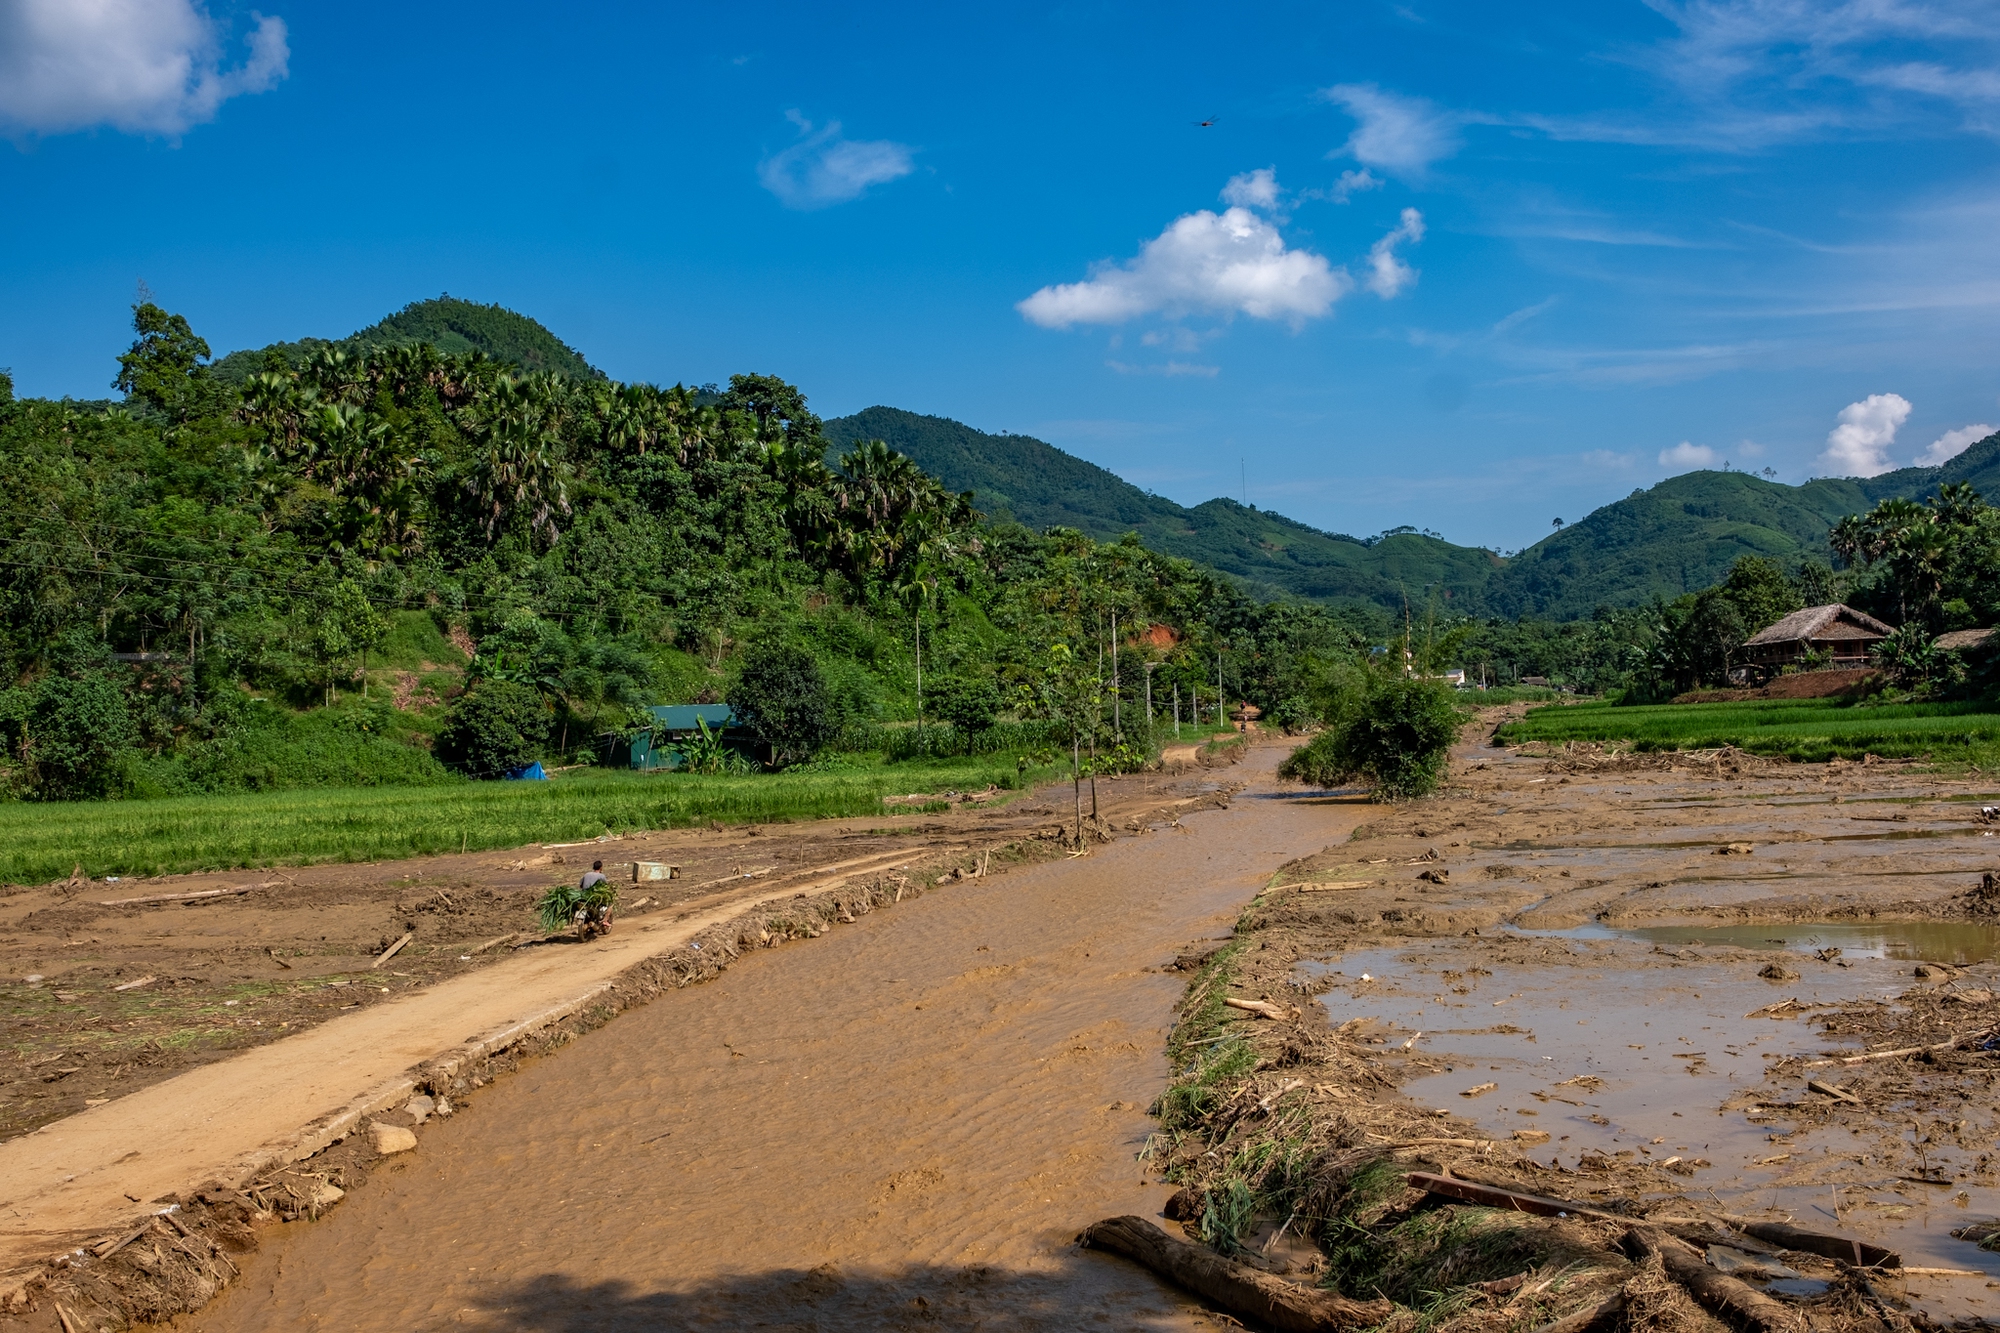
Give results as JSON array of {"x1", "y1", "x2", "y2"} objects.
[
  {"x1": 825, "y1": 406, "x2": 1499, "y2": 615},
  {"x1": 0, "y1": 300, "x2": 1368, "y2": 813},
  {"x1": 826, "y1": 405, "x2": 2000, "y2": 623},
  {"x1": 210, "y1": 296, "x2": 603, "y2": 385}
]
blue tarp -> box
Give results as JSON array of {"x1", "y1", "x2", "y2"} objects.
[{"x1": 505, "y1": 761, "x2": 548, "y2": 781}]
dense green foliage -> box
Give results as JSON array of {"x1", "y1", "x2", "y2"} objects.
[
  {"x1": 0, "y1": 301, "x2": 1362, "y2": 813},
  {"x1": 731, "y1": 640, "x2": 841, "y2": 768},
  {"x1": 434, "y1": 680, "x2": 551, "y2": 777},
  {"x1": 210, "y1": 296, "x2": 603, "y2": 385},
  {"x1": 1278, "y1": 671, "x2": 1464, "y2": 799},
  {"x1": 1495, "y1": 696, "x2": 2000, "y2": 764}
]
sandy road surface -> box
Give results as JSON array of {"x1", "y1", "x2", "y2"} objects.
[{"x1": 183, "y1": 746, "x2": 1367, "y2": 1332}]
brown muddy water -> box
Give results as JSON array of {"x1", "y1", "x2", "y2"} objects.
[
  {"x1": 183, "y1": 752, "x2": 1364, "y2": 1332},
  {"x1": 1303, "y1": 935, "x2": 2000, "y2": 1322}
]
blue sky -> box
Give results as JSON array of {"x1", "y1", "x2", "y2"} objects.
[{"x1": 2, "y1": 1, "x2": 1998, "y2": 552}]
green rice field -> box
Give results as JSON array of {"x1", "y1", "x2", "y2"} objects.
[
  {"x1": 1494, "y1": 696, "x2": 2000, "y2": 765},
  {"x1": 0, "y1": 757, "x2": 1053, "y2": 885}
]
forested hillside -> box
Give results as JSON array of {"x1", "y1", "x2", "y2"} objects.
[
  {"x1": 0, "y1": 302, "x2": 1362, "y2": 803},
  {"x1": 825, "y1": 406, "x2": 1499, "y2": 615},
  {"x1": 828, "y1": 405, "x2": 2000, "y2": 623},
  {"x1": 210, "y1": 297, "x2": 603, "y2": 386}
]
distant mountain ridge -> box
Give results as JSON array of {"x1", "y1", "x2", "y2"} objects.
[
  {"x1": 824, "y1": 406, "x2": 1499, "y2": 613},
  {"x1": 829, "y1": 404, "x2": 2000, "y2": 621}
]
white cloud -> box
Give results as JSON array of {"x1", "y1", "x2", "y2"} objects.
[
  {"x1": 0, "y1": 0, "x2": 288, "y2": 138},
  {"x1": 1916, "y1": 421, "x2": 1997, "y2": 465},
  {"x1": 1017, "y1": 196, "x2": 1349, "y2": 328},
  {"x1": 1220, "y1": 167, "x2": 1280, "y2": 211},
  {"x1": 1819, "y1": 392, "x2": 1913, "y2": 476},
  {"x1": 1329, "y1": 168, "x2": 1384, "y2": 203},
  {"x1": 1106, "y1": 360, "x2": 1220, "y2": 378},
  {"x1": 1554, "y1": 0, "x2": 2000, "y2": 148},
  {"x1": 758, "y1": 111, "x2": 913, "y2": 209},
  {"x1": 1660, "y1": 440, "x2": 1719, "y2": 470},
  {"x1": 1321, "y1": 83, "x2": 1462, "y2": 173},
  {"x1": 1365, "y1": 207, "x2": 1426, "y2": 297}
]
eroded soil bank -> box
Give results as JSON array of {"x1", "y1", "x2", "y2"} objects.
[
  {"x1": 1161, "y1": 716, "x2": 2000, "y2": 1330},
  {"x1": 140, "y1": 745, "x2": 1362, "y2": 1332}
]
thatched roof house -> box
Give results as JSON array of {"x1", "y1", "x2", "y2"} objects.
[{"x1": 1742, "y1": 604, "x2": 1894, "y2": 669}]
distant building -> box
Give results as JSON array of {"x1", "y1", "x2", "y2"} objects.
[
  {"x1": 1741, "y1": 604, "x2": 1894, "y2": 672},
  {"x1": 601, "y1": 704, "x2": 740, "y2": 770}
]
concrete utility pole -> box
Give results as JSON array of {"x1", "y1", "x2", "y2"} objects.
[
  {"x1": 1111, "y1": 612, "x2": 1120, "y2": 741},
  {"x1": 1173, "y1": 681, "x2": 1180, "y2": 736},
  {"x1": 1143, "y1": 661, "x2": 1158, "y2": 731},
  {"x1": 1215, "y1": 649, "x2": 1223, "y2": 726}
]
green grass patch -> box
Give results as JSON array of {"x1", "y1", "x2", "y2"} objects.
[
  {"x1": 1495, "y1": 696, "x2": 2000, "y2": 763},
  {"x1": 0, "y1": 756, "x2": 1057, "y2": 883}
]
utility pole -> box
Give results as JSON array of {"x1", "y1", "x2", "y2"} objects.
[
  {"x1": 1143, "y1": 661, "x2": 1158, "y2": 731},
  {"x1": 1173, "y1": 681, "x2": 1180, "y2": 736},
  {"x1": 1215, "y1": 648, "x2": 1223, "y2": 727},
  {"x1": 1111, "y1": 611, "x2": 1120, "y2": 742}
]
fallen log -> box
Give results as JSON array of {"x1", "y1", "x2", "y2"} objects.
[
  {"x1": 1080, "y1": 1215, "x2": 1391, "y2": 1331},
  {"x1": 1405, "y1": 1172, "x2": 1629, "y2": 1224},
  {"x1": 1729, "y1": 1218, "x2": 1898, "y2": 1269},
  {"x1": 1629, "y1": 1227, "x2": 1800, "y2": 1333},
  {"x1": 1531, "y1": 1289, "x2": 1626, "y2": 1333}
]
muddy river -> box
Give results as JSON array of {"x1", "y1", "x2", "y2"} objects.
[{"x1": 185, "y1": 753, "x2": 1360, "y2": 1331}]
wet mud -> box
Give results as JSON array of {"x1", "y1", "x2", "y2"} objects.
[
  {"x1": 1177, "y1": 722, "x2": 2000, "y2": 1329},
  {"x1": 176, "y1": 749, "x2": 1367, "y2": 1332}
]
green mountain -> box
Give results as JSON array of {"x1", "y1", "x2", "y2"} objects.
[
  {"x1": 828, "y1": 405, "x2": 2000, "y2": 622},
  {"x1": 824, "y1": 406, "x2": 1500, "y2": 615},
  {"x1": 1484, "y1": 434, "x2": 2000, "y2": 618},
  {"x1": 212, "y1": 296, "x2": 604, "y2": 385}
]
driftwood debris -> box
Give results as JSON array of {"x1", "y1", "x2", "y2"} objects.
[
  {"x1": 1080, "y1": 1215, "x2": 1391, "y2": 1331},
  {"x1": 1629, "y1": 1227, "x2": 1800, "y2": 1333},
  {"x1": 1405, "y1": 1172, "x2": 1629, "y2": 1224},
  {"x1": 1805, "y1": 1026, "x2": 1996, "y2": 1068},
  {"x1": 1806, "y1": 1078, "x2": 1862, "y2": 1104},
  {"x1": 1732, "y1": 1218, "x2": 1899, "y2": 1269},
  {"x1": 1223, "y1": 997, "x2": 1292, "y2": 1021},
  {"x1": 371, "y1": 931, "x2": 415, "y2": 969},
  {"x1": 99, "y1": 884, "x2": 261, "y2": 907}
]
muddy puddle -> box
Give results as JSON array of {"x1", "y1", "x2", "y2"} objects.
[
  {"x1": 1509, "y1": 919, "x2": 2000, "y2": 964},
  {"x1": 181, "y1": 750, "x2": 1365, "y2": 1333},
  {"x1": 1300, "y1": 935, "x2": 2000, "y2": 1320}
]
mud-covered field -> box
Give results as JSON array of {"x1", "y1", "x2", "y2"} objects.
[
  {"x1": 0, "y1": 757, "x2": 1238, "y2": 1146},
  {"x1": 1155, "y1": 714, "x2": 2000, "y2": 1330}
]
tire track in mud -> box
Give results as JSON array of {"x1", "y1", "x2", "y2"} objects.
[{"x1": 186, "y1": 749, "x2": 1372, "y2": 1332}]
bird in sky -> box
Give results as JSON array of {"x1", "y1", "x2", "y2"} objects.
[{"x1": 1193, "y1": 115, "x2": 1218, "y2": 127}]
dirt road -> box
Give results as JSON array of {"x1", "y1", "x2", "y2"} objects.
[{"x1": 152, "y1": 744, "x2": 1362, "y2": 1331}]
